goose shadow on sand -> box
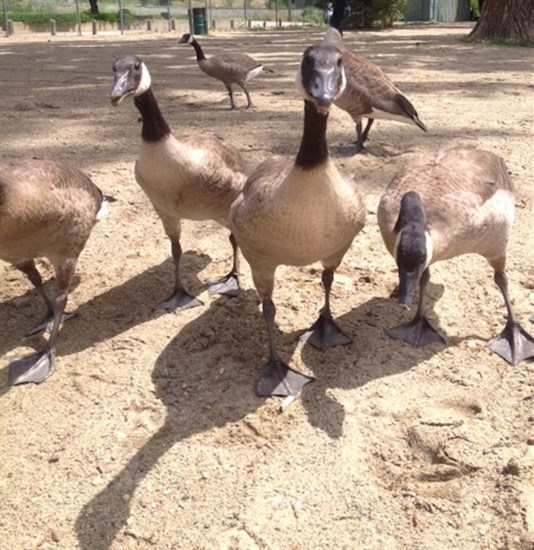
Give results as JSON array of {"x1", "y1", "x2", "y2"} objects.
[
  {"x1": 0, "y1": 252, "x2": 211, "y2": 400},
  {"x1": 74, "y1": 278, "x2": 456, "y2": 549}
]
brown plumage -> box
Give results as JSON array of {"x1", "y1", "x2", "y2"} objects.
[
  {"x1": 111, "y1": 55, "x2": 247, "y2": 311},
  {"x1": 377, "y1": 145, "x2": 533, "y2": 365},
  {"x1": 230, "y1": 44, "x2": 366, "y2": 398},
  {"x1": 323, "y1": 27, "x2": 427, "y2": 153},
  {"x1": 179, "y1": 33, "x2": 272, "y2": 109},
  {"x1": 0, "y1": 159, "x2": 105, "y2": 385}
]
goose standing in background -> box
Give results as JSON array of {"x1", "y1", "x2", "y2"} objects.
[
  {"x1": 377, "y1": 146, "x2": 534, "y2": 365},
  {"x1": 323, "y1": 27, "x2": 427, "y2": 153},
  {"x1": 0, "y1": 159, "x2": 106, "y2": 385},
  {"x1": 230, "y1": 44, "x2": 366, "y2": 398},
  {"x1": 110, "y1": 55, "x2": 247, "y2": 311},
  {"x1": 179, "y1": 33, "x2": 272, "y2": 110}
]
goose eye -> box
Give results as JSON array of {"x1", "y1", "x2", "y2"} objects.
[{"x1": 134, "y1": 62, "x2": 141, "y2": 70}]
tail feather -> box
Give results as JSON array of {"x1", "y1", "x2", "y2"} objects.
[{"x1": 396, "y1": 94, "x2": 427, "y2": 132}]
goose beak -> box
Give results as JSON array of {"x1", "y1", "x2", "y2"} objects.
[
  {"x1": 308, "y1": 70, "x2": 336, "y2": 114},
  {"x1": 397, "y1": 269, "x2": 419, "y2": 307},
  {"x1": 110, "y1": 72, "x2": 134, "y2": 106}
]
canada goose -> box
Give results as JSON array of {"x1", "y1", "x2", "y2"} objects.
[
  {"x1": 377, "y1": 146, "x2": 534, "y2": 365},
  {"x1": 110, "y1": 55, "x2": 247, "y2": 311},
  {"x1": 229, "y1": 44, "x2": 366, "y2": 397},
  {"x1": 323, "y1": 27, "x2": 427, "y2": 153},
  {"x1": 0, "y1": 159, "x2": 106, "y2": 385},
  {"x1": 178, "y1": 33, "x2": 272, "y2": 110}
]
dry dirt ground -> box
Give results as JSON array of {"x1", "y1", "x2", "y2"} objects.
[{"x1": 1, "y1": 23, "x2": 533, "y2": 550}]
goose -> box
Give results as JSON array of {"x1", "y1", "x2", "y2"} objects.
[
  {"x1": 229, "y1": 44, "x2": 366, "y2": 398},
  {"x1": 323, "y1": 27, "x2": 427, "y2": 153},
  {"x1": 178, "y1": 33, "x2": 272, "y2": 110},
  {"x1": 377, "y1": 145, "x2": 534, "y2": 365},
  {"x1": 0, "y1": 159, "x2": 106, "y2": 385},
  {"x1": 110, "y1": 55, "x2": 247, "y2": 311}
]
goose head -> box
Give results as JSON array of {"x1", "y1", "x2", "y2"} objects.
[
  {"x1": 296, "y1": 44, "x2": 346, "y2": 115},
  {"x1": 110, "y1": 55, "x2": 152, "y2": 107},
  {"x1": 393, "y1": 191, "x2": 433, "y2": 306},
  {"x1": 178, "y1": 33, "x2": 195, "y2": 45}
]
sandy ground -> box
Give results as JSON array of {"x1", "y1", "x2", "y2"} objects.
[{"x1": 0, "y1": 23, "x2": 533, "y2": 550}]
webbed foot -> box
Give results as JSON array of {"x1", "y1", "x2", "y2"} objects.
[
  {"x1": 256, "y1": 358, "x2": 314, "y2": 398},
  {"x1": 156, "y1": 289, "x2": 203, "y2": 312},
  {"x1": 8, "y1": 348, "x2": 55, "y2": 386},
  {"x1": 387, "y1": 314, "x2": 445, "y2": 348},
  {"x1": 300, "y1": 313, "x2": 352, "y2": 351},
  {"x1": 488, "y1": 322, "x2": 534, "y2": 365},
  {"x1": 25, "y1": 311, "x2": 77, "y2": 337},
  {"x1": 207, "y1": 271, "x2": 240, "y2": 297}
]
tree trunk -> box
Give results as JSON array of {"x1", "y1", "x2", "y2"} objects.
[
  {"x1": 88, "y1": 0, "x2": 99, "y2": 16},
  {"x1": 469, "y1": 0, "x2": 534, "y2": 42}
]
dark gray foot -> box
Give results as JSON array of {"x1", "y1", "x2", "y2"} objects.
[
  {"x1": 256, "y1": 359, "x2": 314, "y2": 398},
  {"x1": 8, "y1": 348, "x2": 55, "y2": 386},
  {"x1": 156, "y1": 290, "x2": 203, "y2": 312},
  {"x1": 207, "y1": 272, "x2": 240, "y2": 297},
  {"x1": 387, "y1": 315, "x2": 445, "y2": 348},
  {"x1": 25, "y1": 311, "x2": 77, "y2": 337},
  {"x1": 488, "y1": 322, "x2": 534, "y2": 365},
  {"x1": 300, "y1": 314, "x2": 352, "y2": 352}
]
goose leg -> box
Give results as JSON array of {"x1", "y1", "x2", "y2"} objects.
[
  {"x1": 387, "y1": 268, "x2": 445, "y2": 347},
  {"x1": 9, "y1": 259, "x2": 74, "y2": 385},
  {"x1": 207, "y1": 233, "x2": 240, "y2": 297},
  {"x1": 157, "y1": 241, "x2": 203, "y2": 312},
  {"x1": 300, "y1": 268, "x2": 351, "y2": 351},
  {"x1": 242, "y1": 86, "x2": 254, "y2": 110},
  {"x1": 360, "y1": 119, "x2": 374, "y2": 143},
  {"x1": 488, "y1": 271, "x2": 534, "y2": 365},
  {"x1": 256, "y1": 298, "x2": 314, "y2": 398},
  {"x1": 352, "y1": 119, "x2": 373, "y2": 154},
  {"x1": 17, "y1": 260, "x2": 76, "y2": 336},
  {"x1": 225, "y1": 83, "x2": 237, "y2": 110}
]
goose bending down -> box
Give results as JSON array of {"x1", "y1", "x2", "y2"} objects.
[
  {"x1": 179, "y1": 33, "x2": 272, "y2": 110},
  {"x1": 0, "y1": 159, "x2": 106, "y2": 385},
  {"x1": 323, "y1": 27, "x2": 427, "y2": 153},
  {"x1": 110, "y1": 55, "x2": 247, "y2": 311},
  {"x1": 377, "y1": 146, "x2": 534, "y2": 365},
  {"x1": 230, "y1": 44, "x2": 366, "y2": 398}
]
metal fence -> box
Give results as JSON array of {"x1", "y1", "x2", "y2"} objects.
[{"x1": 2, "y1": 0, "x2": 325, "y2": 36}]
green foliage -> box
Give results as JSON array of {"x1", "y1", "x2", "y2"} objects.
[
  {"x1": 6, "y1": 10, "x2": 136, "y2": 26},
  {"x1": 7, "y1": 12, "x2": 90, "y2": 25},
  {"x1": 301, "y1": 6, "x2": 324, "y2": 25},
  {"x1": 345, "y1": 0, "x2": 408, "y2": 28}
]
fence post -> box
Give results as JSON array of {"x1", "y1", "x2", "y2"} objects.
[
  {"x1": 50, "y1": 19, "x2": 56, "y2": 36},
  {"x1": 92, "y1": 19, "x2": 97, "y2": 35},
  {"x1": 146, "y1": 19, "x2": 152, "y2": 31}
]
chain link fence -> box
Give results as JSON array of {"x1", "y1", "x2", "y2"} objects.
[{"x1": 2, "y1": 0, "x2": 327, "y2": 36}]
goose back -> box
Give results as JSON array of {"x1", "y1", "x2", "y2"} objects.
[
  {"x1": 324, "y1": 27, "x2": 426, "y2": 129},
  {"x1": 378, "y1": 146, "x2": 514, "y2": 264},
  {"x1": 0, "y1": 160, "x2": 103, "y2": 265}
]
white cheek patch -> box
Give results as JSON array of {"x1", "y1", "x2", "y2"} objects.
[
  {"x1": 424, "y1": 230, "x2": 433, "y2": 267},
  {"x1": 134, "y1": 62, "x2": 152, "y2": 96},
  {"x1": 246, "y1": 65, "x2": 264, "y2": 81},
  {"x1": 339, "y1": 65, "x2": 346, "y2": 96},
  {"x1": 392, "y1": 228, "x2": 433, "y2": 268},
  {"x1": 295, "y1": 65, "x2": 306, "y2": 100}
]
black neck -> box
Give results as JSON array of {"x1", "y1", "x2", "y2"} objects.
[
  {"x1": 133, "y1": 89, "x2": 171, "y2": 143},
  {"x1": 295, "y1": 100, "x2": 329, "y2": 169},
  {"x1": 191, "y1": 39, "x2": 206, "y2": 62}
]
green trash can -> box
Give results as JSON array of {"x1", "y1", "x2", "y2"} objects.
[{"x1": 189, "y1": 7, "x2": 207, "y2": 35}]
